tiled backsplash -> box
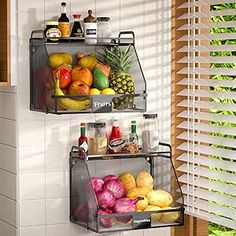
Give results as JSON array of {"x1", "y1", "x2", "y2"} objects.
[{"x1": 0, "y1": 0, "x2": 171, "y2": 235}]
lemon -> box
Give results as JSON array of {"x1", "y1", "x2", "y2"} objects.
[
  {"x1": 101, "y1": 88, "x2": 116, "y2": 95},
  {"x1": 90, "y1": 88, "x2": 100, "y2": 95}
]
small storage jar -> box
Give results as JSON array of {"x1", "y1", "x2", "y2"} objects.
[{"x1": 97, "y1": 17, "x2": 112, "y2": 43}]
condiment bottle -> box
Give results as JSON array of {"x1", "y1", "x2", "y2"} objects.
[
  {"x1": 142, "y1": 114, "x2": 159, "y2": 153},
  {"x1": 58, "y1": 2, "x2": 70, "y2": 38},
  {"x1": 97, "y1": 17, "x2": 112, "y2": 43},
  {"x1": 109, "y1": 119, "x2": 121, "y2": 142},
  {"x1": 78, "y1": 123, "x2": 88, "y2": 157},
  {"x1": 129, "y1": 120, "x2": 138, "y2": 145},
  {"x1": 70, "y1": 14, "x2": 84, "y2": 38},
  {"x1": 83, "y1": 10, "x2": 97, "y2": 44}
]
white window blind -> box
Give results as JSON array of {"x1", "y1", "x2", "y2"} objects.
[{"x1": 176, "y1": 0, "x2": 236, "y2": 229}]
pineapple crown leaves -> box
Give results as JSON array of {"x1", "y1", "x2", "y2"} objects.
[{"x1": 97, "y1": 45, "x2": 133, "y2": 75}]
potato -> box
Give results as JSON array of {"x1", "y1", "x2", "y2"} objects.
[
  {"x1": 136, "y1": 196, "x2": 149, "y2": 211},
  {"x1": 119, "y1": 172, "x2": 136, "y2": 192},
  {"x1": 126, "y1": 186, "x2": 152, "y2": 199},
  {"x1": 159, "y1": 207, "x2": 180, "y2": 223},
  {"x1": 147, "y1": 190, "x2": 173, "y2": 207},
  {"x1": 144, "y1": 205, "x2": 162, "y2": 222},
  {"x1": 136, "y1": 171, "x2": 154, "y2": 190}
]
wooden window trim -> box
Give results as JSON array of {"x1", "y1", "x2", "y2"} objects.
[
  {"x1": 0, "y1": 0, "x2": 11, "y2": 86},
  {"x1": 171, "y1": 0, "x2": 208, "y2": 235}
]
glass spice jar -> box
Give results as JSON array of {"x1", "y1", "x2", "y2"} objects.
[{"x1": 97, "y1": 17, "x2": 112, "y2": 43}]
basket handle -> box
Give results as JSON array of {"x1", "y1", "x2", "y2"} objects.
[{"x1": 118, "y1": 31, "x2": 135, "y2": 45}]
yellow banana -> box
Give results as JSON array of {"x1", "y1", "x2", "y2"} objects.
[{"x1": 55, "y1": 79, "x2": 91, "y2": 110}]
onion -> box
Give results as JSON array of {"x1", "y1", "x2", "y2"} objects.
[
  {"x1": 98, "y1": 209, "x2": 116, "y2": 228},
  {"x1": 90, "y1": 177, "x2": 104, "y2": 192},
  {"x1": 103, "y1": 179, "x2": 126, "y2": 199},
  {"x1": 103, "y1": 175, "x2": 119, "y2": 182},
  {"x1": 96, "y1": 189, "x2": 116, "y2": 209},
  {"x1": 113, "y1": 197, "x2": 139, "y2": 223}
]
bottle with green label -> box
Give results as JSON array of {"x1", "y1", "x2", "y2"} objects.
[{"x1": 129, "y1": 120, "x2": 139, "y2": 145}]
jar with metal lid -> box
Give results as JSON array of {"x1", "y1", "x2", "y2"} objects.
[
  {"x1": 44, "y1": 21, "x2": 61, "y2": 42},
  {"x1": 97, "y1": 17, "x2": 112, "y2": 43},
  {"x1": 87, "y1": 122, "x2": 108, "y2": 155},
  {"x1": 142, "y1": 114, "x2": 159, "y2": 153}
]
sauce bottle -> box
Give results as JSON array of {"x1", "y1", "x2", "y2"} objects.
[
  {"x1": 78, "y1": 123, "x2": 88, "y2": 157},
  {"x1": 129, "y1": 120, "x2": 138, "y2": 144},
  {"x1": 109, "y1": 119, "x2": 121, "y2": 142},
  {"x1": 83, "y1": 10, "x2": 97, "y2": 44},
  {"x1": 70, "y1": 14, "x2": 84, "y2": 38},
  {"x1": 108, "y1": 119, "x2": 123, "y2": 154},
  {"x1": 58, "y1": 2, "x2": 70, "y2": 38}
]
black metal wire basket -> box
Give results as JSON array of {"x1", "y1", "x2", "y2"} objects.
[
  {"x1": 69, "y1": 143, "x2": 184, "y2": 233},
  {"x1": 29, "y1": 31, "x2": 147, "y2": 114}
]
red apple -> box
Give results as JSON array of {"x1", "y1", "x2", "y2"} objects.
[
  {"x1": 69, "y1": 81, "x2": 90, "y2": 96},
  {"x1": 55, "y1": 65, "x2": 72, "y2": 89}
]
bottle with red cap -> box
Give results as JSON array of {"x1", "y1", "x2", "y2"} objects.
[
  {"x1": 70, "y1": 14, "x2": 84, "y2": 38},
  {"x1": 78, "y1": 123, "x2": 88, "y2": 157}
]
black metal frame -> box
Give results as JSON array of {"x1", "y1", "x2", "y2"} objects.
[
  {"x1": 69, "y1": 143, "x2": 184, "y2": 233},
  {"x1": 29, "y1": 30, "x2": 147, "y2": 114}
]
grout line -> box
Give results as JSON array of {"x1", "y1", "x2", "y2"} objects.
[
  {"x1": 0, "y1": 192, "x2": 17, "y2": 202},
  {"x1": 0, "y1": 218, "x2": 17, "y2": 229}
]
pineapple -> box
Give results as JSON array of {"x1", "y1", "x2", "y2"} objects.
[{"x1": 99, "y1": 45, "x2": 135, "y2": 110}]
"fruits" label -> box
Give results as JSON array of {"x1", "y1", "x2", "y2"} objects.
[{"x1": 92, "y1": 96, "x2": 112, "y2": 113}]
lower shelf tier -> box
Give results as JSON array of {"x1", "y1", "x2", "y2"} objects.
[{"x1": 69, "y1": 143, "x2": 184, "y2": 233}]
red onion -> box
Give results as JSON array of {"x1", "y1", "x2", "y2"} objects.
[
  {"x1": 90, "y1": 177, "x2": 104, "y2": 192},
  {"x1": 103, "y1": 179, "x2": 126, "y2": 199},
  {"x1": 96, "y1": 189, "x2": 116, "y2": 209},
  {"x1": 98, "y1": 209, "x2": 116, "y2": 228},
  {"x1": 103, "y1": 175, "x2": 119, "y2": 182},
  {"x1": 113, "y1": 197, "x2": 141, "y2": 223}
]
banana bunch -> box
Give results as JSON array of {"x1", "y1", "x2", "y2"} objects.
[{"x1": 55, "y1": 79, "x2": 91, "y2": 110}]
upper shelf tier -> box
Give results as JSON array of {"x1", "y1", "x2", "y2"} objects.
[{"x1": 29, "y1": 31, "x2": 147, "y2": 114}]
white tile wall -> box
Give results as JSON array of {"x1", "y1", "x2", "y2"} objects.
[
  {"x1": 45, "y1": 198, "x2": 69, "y2": 225},
  {"x1": 46, "y1": 172, "x2": 69, "y2": 198},
  {"x1": 46, "y1": 224, "x2": 70, "y2": 236},
  {"x1": 0, "y1": 219, "x2": 17, "y2": 236},
  {"x1": 0, "y1": 144, "x2": 17, "y2": 173},
  {"x1": 0, "y1": 93, "x2": 16, "y2": 120},
  {"x1": 0, "y1": 118, "x2": 16, "y2": 146},
  {"x1": 0, "y1": 170, "x2": 16, "y2": 200},
  {"x1": 0, "y1": 195, "x2": 17, "y2": 226},
  {"x1": 13, "y1": 0, "x2": 172, "y2": 235},
  {"x1": 19, "y1": 226, "x2": 45, "y2": 236},
  {"x1": 20, "y1": 200, "x2": 46, "y2": 227},
  {"x1": 19, "y1": 173, "x2": 45, "y2": 200}
]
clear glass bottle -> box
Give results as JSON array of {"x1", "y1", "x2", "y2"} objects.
[
  {"x1": 142, "y1": 114, "x2": 159, "y2": 153},
  {"x1": 58, "y1": 2, "x2": 70, "y2": 38},
  {"x1": 97, "y1": 17, "x2": 112, "y2": 43}
]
